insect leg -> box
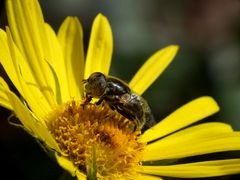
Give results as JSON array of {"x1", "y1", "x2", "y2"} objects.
[
  {"x1": 109, "y1": 104, "x2": 116, "y2": 110},
  {"x1": 96, "y1": 97, "x2": 104, "y2": 105},
  {"x1": 82, "y1": 96, "x2": 92, "y2": 105},
  {"x1": 114, "y1": 105, "x2": 135, "y2": 120}
]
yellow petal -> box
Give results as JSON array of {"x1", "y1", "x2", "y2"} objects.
[
  {"x1": 55, "y1": 154, "x2": 81, "y2": 177},
  {"x1": 129, "y1": 45, "x2": 179, "y2": 95},
  {"x1": 0, "y1": 28, "x2": 50, "y2": 118},
  {"x1": 143, "y1": 124, "x2": 240, "y2": 161},
  {"x1": 76, "y1": 171, "x2": 87, "y2": 180},
  {"x1": 84, "y1": 14, "x2": 113, "y2": 78},
  {"x1": 0, "y1": 78, "x2": 60, "y2": 152},
  {"x1": 57, "y1": 17, "x2": 85, "y2": 100},
  {"x1": 0, "y1": 29, "x2": 22, "y2": 93},
  {"x1": 184, "y1": 158, "x2": 240, "y2": 166},
  {"x1": 44, "y1": 23, "x2": 70, "y2": 103},
  {"x1": 139, "y1": 159, "x2": 240, "y2": 178},
  {"x1": 2, "y1": 28, "x2": 50, "y2": 119},
  {"x1": 0, "y1": 78, "x2": 12, "y2": 110},
  {"x1": 140, "y1": 96, "x2": 219, "y2": 143},
  {"x1": 0, "y1": 78, "x2": 31, "y2": 131},
  {"x1": 135, "y1": 174, "x2": 163, "y2": 180},
  {"x1": 0, "y1": 94, "x2": 12, "y2": 110},
  {"x1": 55, "y1": 154, "x2": 87, "y2": 179},
  {"x1": 0, "y1": 29, "x2": 17, "y2": 109},
  {"x1": 6, "y1": 0, "x2": 56, "y2": 106}
]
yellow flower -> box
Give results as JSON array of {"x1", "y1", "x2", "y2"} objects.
[{"x1": 0, "y1": 0, "x2": 240, "y2": 179}]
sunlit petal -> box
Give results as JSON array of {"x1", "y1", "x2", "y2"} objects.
[
  {"x1": 136, "y1": 174, "x2": 163, "y2": 180},
  {"x1": 58, "y1": 17, "x2": 84, "y2": 100},
  {"x1": 84, "y1": 13, "x2": 113, "y2": 78},
  {"x1": 0, "y1": 79, "x2": 12, "y2": 110},
  {"x1": 6, "y1": 0, "x2": 56, "y2": 106},
  {"x1": 3, "y1": 28, "x2": 50, "y2": 119},
  {"x1": 139, "y1": 159, "x2": 240, "y2": 178},
  {"x1": 0, "y1": 29, "x2": 22, "y2": 93},
  {"x1": 143, "y1": 125, "x2": 240, "y2": 161},
  {"x1": 0, "y1": 78, "x2": 60, "y2": 152},
  {"x1": 45, "y1": 23, "x2": 70, "y2": 103},
  {"x1": 55, "y1": 154, "x2": 80, "y2": 177},
  {"x1": 140, "y1": 96, "x2": 219, "y2": 143},
  {"x1": 129, "y1": 45, "x2": 179, "y2": 95}
]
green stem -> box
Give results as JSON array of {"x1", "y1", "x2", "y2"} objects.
[{"x1": 87, "y1": 145, "x2": 97, "y2": 180}]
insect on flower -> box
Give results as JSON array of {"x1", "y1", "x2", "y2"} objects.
[{"x1": 83, "y1": 72, "x2": 155, "y2": 131}]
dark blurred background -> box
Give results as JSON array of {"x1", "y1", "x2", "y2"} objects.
[{"x1": 0, "y1": 0, "x2": 240, "y2": 179}]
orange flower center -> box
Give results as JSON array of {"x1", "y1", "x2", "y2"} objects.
[{"x1": 48, "y1": 101, "x2": 145, "y2": 179}]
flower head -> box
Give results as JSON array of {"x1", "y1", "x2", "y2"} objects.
[{"x1": 0, "y1": 0, "x2": 240, "y2": 179}]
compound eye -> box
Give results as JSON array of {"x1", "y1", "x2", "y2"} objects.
[{"x1": 87, "y1": 72, "x2": 107, "y2": 97}]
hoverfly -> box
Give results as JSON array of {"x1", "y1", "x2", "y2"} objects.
[{"x1": 83, "y1": 72, "x2": 155, "y2": 131}]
